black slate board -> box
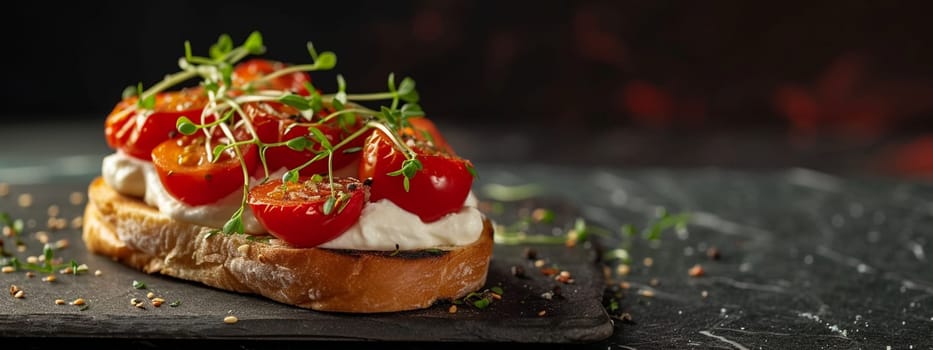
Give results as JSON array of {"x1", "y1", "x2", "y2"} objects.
[{"x1": 0, "y1": 182, "x2": 613, "y2": 344}]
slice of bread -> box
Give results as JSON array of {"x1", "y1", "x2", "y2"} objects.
[{"x1": 82, "y1": 177, "x2": 493, "y2": 313}]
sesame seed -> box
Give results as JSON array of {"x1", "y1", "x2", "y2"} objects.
[
  {"x1": 75, "y1": 264, "x2": 88, "y2": 273},
  {"x1": 147, "y1": 292, "x2": 155, "y2": 299},
  {"x1": 131, "y1": 298, "x2": 141, "y2": 305},
  {"x1": 0, "y1": 182, "x2": 8, "y2": 197},
  {"x1": 71, "y1": 298, "x2": 85, "y2": 306},
  {"x1": 224, "y1": 316, "x2": 239, "y2": 324},
  {"x1": 69, "y1": 192, "x2": 84, "y2": 205},
  {"x1": 16, "y1": 245, "x2": 26, "y2": 253},
  {"x1": 152, "y1": 300, "x2": 163, "y2": 307},
  {"x1": 639, "y1": 289, "x2": 656, "y2": 298},
  {"x1": 643, "y1": 257, "x2": 654, "y2": 267},
  {"x1": 152, "y1": 297, "x2": 165, "y2": 303},
  {"x1": 55, "y1": 299, "x2": 65, "y2": 305},
  {"x1": 688, "y1": 264, "x2": 705, "y2": 277},
  {"x1": 35, "y1": 232, "x2": 49, "y2": 244},
  {"x1": 94, "y1": 270, "x2": 102, "y2": 276},
  {"x1": 237, "y1": 244, "x2": 249, "y2": 254},
  {"x1": 55, "y1": 239, "x2": 69, "y2": 249},
  {"x1": 9, "y1": 285, "x2": 20, "y2": 296},
  {"x1": 25, "y1": 272, "x2": 34, "y2": 278},
  {"x1": 59, "y1": 267, "x2": 73, "y2": 275},
  {"x1": 135, "y1": 302, "x2": 146, "y2": 309},
  {"x1": 71, "y1": 216, "x2": 83, "y2": 229},
  {"x1": 620, "y1": 281, "x2": 631, "y2": 289},
  {"x1": 534, "y1": 259, "x2": 546, "y2": 268},
  {"x1": 43, "y1": 275, "x2": 57, "y2": 283},
  {"x1": 26, "y1": 256, "x2": 38, "y2": 264},
  {"x1": 649, "y1": 278, "x2": 660, "y2": 286},
  {"x1": 701, "y1": 290, "x2": 709, "y2": 299},
  {"x1": 47, "y1": 205, "x2": 60, "y2": 218},
  {"x1": 537, "y1": 310, "x2": 547, "y2": 317},
  {"x1": 17, "y1": 193, "x2": 33, "y2": 208},
  {"x1": 2, "y1": 266, "x2": 15, "y2": 273},
  {"x1": 14, "y1": 290, "x2": 25, "y2": 299},
  {"x1": 616, "y1": 264, "x2": 631, "y2": 276},
  {"x1": 448, "y1": 305, "x2": 457, "y2": 314}
]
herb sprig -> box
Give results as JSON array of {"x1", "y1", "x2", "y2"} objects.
[{"x1": 133, "y1": 31, "x2": 464, "y2": 235}]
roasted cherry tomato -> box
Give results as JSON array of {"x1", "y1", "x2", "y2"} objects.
[
  {"x1": 232, "y1": 58, "x2": 311, "y2": 95},
  {"x1": 104, "y1": 87, "x2": 208, "y2": 161},
  {"x1": 151, "y1": 132, "x2": 259, "y2": 206},
  {"x1": 248, "y1": 103, "x2": 365, "y2": 177},
  {"x1": 248, "y1": 177, "x2": 365, "y2": 248},
  {"x1": 358, "y1": 129, "x2": 474, "y2": 222}
]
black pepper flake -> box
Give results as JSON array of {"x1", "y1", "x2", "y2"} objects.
[
  {"x1": 363, "y1": 178, "x2": 373, "y2": 186},
  {"x1": 510, "y1": 265, "x2": 525, "y2": 278},
  {"x1": 522, "y1": 248, "x2": 537, "y2": 260},
  {"x1": 706, "y1": 247, "x2": 721, "y2": 260}
]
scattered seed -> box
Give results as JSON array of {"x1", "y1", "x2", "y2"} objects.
[
  {"x1": 541, "y1": 291, "x2": 554, "y2": 300},
  {"x1": 47, "y1": 205, "x2": 60, "y2": 218},
  {"x1": 688, "y1": 264, "x2": 705, "y2": 277},
  {"x1": 152, "y1": 297, "x2": 165, "y2": 303},
  {"x1": 25, "y1": 272, "x2": 34, "y2": 278},
  {"x1": 55, "y1": 299, "x2": 65, "y2": 305},
  {"x1": 649, "y1": 278, "x2": 660, "y2": 287},
  {"x1": 511, "y1": 265, "x2": 526, "y2": 278},
  {"x1": 16, "y1": 245, "x2": 26, "y2": 253},
  {"x1": 537, "y1": 310, "x2": 547, "y2": 317},
  {"x1": 131, "y1": 298, "x2": 141, "y2": 305},
  {"x1": 147, "y1": 292, "x2": 155, "y2": 299},
  {"x1": 706, "y1": 247, "x2": 721, "y2": 260},
  {"x1": 47, "y1": 217, "x2": 67, "y2": 230},
  {"x1": 59, "y1": 266, "x2": 73, "y2": 275},
  {"x1": 9, "y1": 285, "x2": 20, "y2": 296},
  {"x1": 94, "y1": 270, "x2": 102, "y2": 276},
  {"x1": 0, "y1": 182, "x2": 8, "y2": 197},
  {"x1": 14, "y1": 290, "x2": 24, "y2": 299},
  {"x1": 224, "y1": 316, "x2": 239, "y2": 324},
  {"x1": 2, "y1": 266, "x2": 15, "y2": 273},
  {"x1": 55, "y1": 239, "x2": 69, "y2": 249},
  {"x1": 638, "y1": 289, "x2": 656, "y2": 298},
  {"x1": 35, "y1": 231, "x2": 49, "y2": 244},
  {"x1": 26, "y1": 256, "x2": 39, "y2": 264},
  {"x1": 556, "y1": 270, "x2": 573, "y2": 283},
  {"x1": 17, "y1": 193, "x2": 33, "y2": 208},
  {"x1": 69, "y1": 192, "x2": 84, "y2": 205},
  {"x1": 643, "y1": 257, "x2": 654, "y2": 267},
  {"x1": 152, "y1": 300, "x2": 164, "y2": 307},
  {"x1": 43, "y1": 275, "x2": 57, "y2": 283},
  {"x1": 523, "y1": 248, "x2": 538, "y2": 260},
  {"x1": 701, "y1": 290, "x2": 709, "y2": 299},
  {"x1": 71, "y1": 298, "x2": 85, "y2": 306},
  {"x1": 71, "y1": 216, "x2": 83, "y2": 229},
  {"x1": 75, "y1": 264, "x2": 88, "y2": 273},
  {"x1": 135, "y1": 302, "x2": 146, "y2": 309},
  {"x1": 620, "y1": 281, "x2": 631, "y2": 289},
  {"x1": 533, "y1": 259, "x2": 545, "y2": 268},
  {"x1": 448, "y1": 305, "x2": 457, "y2": 314},
  {"x1": 237, "y1": 244, "x2": 249, "y2": 254},
  {"x1": 490, "y1": 293, "x2": 502, "y2": 300},
  {"x1": 618, "y1": 313, "x2": 634, "y2": 323}
]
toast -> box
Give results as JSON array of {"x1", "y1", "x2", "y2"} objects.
[{"x1": 83, "y1": 177, "x2": 494, "y2": 313}]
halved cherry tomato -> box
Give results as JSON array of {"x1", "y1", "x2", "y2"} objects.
[
  {"x1": 104, "y1": 87, "x2": 208, "y2": 161},
  {"x1": 403, "y1": 116, "x2": 455, "y2": 155},
  {"x1": 232, "y1": 58, "x2": 311, "y2": 95},
  {"x1": 248, "y1": 177, "x2": 365, "y2": 248},
  {"x1": 248, "y1": 103, "x2": 365, "y2": 177},
  {"x1": 151, "y1": 132, "x2": 259, "y2": 206},
  {"x1": 358, "y1": 129, "x2": 474, "y2": 222}
]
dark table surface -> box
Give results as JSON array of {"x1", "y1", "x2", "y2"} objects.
[{"x1": 1, "y1": 120, "x2": 932, "y2": 349}]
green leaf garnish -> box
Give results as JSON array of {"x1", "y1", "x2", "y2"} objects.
[
  {"x1": 132, "y1": 280, "x2": 147, "y2": 289},
  {"x1": 279, "y1": 94, "x2": 311, "y2": 111},
  {"x1": 223, "y1": 213, "x2": 244, "y2": 234},
  {"x1": 282, "y1": 169, "x2": 300, "y2": 184},
  {"x1": 243, "y1": 31, "x2": 265, "y2": 55},
  {"x1": 176, "y1": 117, "x2": 198, "y2": 135},
  {"x1": 323, "y1": 196, "x2": 336, "y2": 215},
  {"x1": 315, "y1": 52, "x2": 337, "y2": 69},
  {"x1": 209, "y1": 34, "x2": 234, "y2": 60}
]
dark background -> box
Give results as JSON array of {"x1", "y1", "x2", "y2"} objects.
[{"x1": 4, "y1": 1, "x2": 933, "y2": 177}]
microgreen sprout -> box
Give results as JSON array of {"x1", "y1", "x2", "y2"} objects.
[{"x1": 127, "y1": 31, "x2": 433, "y2": 234}]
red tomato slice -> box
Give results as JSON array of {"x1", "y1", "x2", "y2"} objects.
[
  {"x1": 232, "y1": 58, "x2": 311, "y2": 95},
  {"x1": 403, "y1": 116, "x2": 455, "y2": 155},
  {"x1": 248, "y1": 103, "x2": 365, "y2": 177},
  {"x1": 248, "y1": 177, "x2": 365, "y2": 248},
  {"x1": 358, "y1": 129, "x2": 474, "y2": 222},
  {"x1": 151, "y1": 133, "x2": 259, "y2": 206},
  {"x1": 104, "y1": 88, "x2": 208, "y2": 161}
]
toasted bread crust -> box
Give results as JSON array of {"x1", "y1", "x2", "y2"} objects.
[{"x1": 82, "y1": 177, "x2": 493, "y2": 313}]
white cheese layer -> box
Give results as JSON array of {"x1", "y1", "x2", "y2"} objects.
[{"x1": 101, "y1": 151, "x2": 482, "y2": 250}]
